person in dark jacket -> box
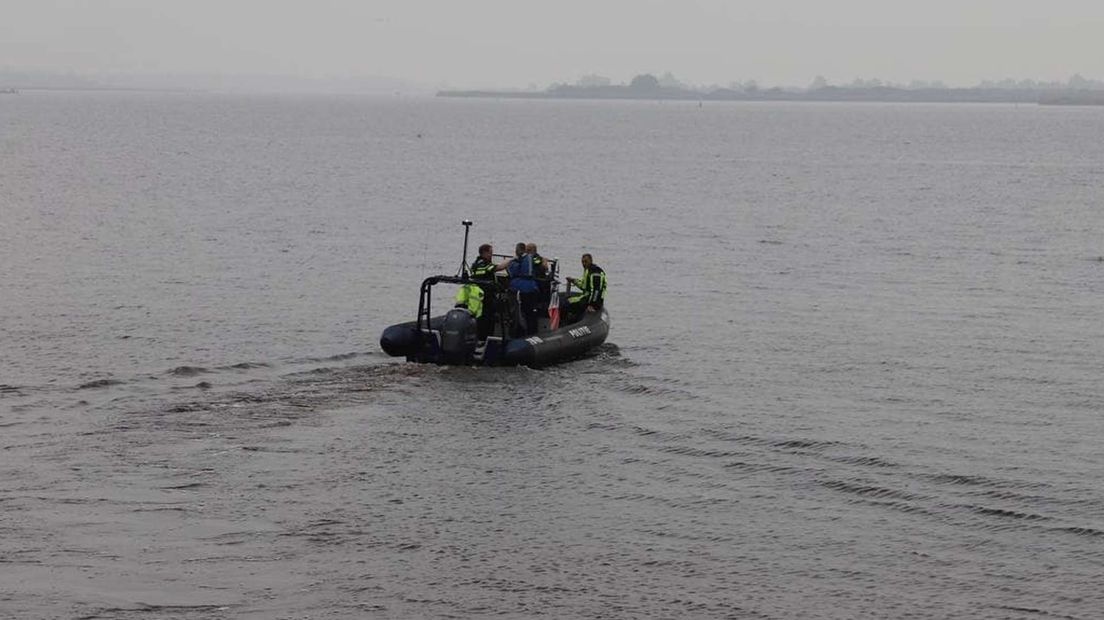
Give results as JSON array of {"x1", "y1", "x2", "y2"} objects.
[
  {"x1": 526, "y1": 242, "x2": 551, "y2": 309},
  {"x1": 469, "y1": 243, "x2": 497, "y2": 280},
  {"x1": 466, "y1": 243, "x2": 501, "y2": 338}
]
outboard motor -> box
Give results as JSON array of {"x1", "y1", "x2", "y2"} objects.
[{"x1": 439, "y1": 307, "x2": 479, "y2": 363}]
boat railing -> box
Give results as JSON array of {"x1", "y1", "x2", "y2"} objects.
[{"x1": 415, "y1": 275, "x2": 467, "y2": 334}]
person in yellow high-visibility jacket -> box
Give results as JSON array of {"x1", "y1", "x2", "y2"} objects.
[
  {"x1": 566, "y1": 253, "x2": 606, "y2": 324},
  {"x1": 454, "y1": 283, "x2": 484, "y2": 318}
]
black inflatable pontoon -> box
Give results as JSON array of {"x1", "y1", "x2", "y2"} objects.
[{"x1": 379, "y1": 222, "x2": 609, "y2": 367}]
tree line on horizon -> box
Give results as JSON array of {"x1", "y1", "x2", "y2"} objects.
[{"x1": 548, "y1": 72, "x2": 1104, "y2": 94}]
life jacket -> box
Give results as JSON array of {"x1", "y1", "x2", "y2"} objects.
[{"x1": 508, "y1": 254, "x2": 539, "y2": 293}]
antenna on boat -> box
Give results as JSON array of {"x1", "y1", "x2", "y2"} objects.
[{"x1": 458, "y1": 219, "x2": 473, "y2": 278}]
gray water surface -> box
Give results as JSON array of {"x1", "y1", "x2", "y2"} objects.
[{"x1": 2, "y1": 92, "x2": 1104, "y2": 618}]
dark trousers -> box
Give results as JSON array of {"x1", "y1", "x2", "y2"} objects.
[
  {"x1": 537, "y1": 280, "x2": 551, "y2": 312},
  {"x1": 476, "y1": 298, "x2": 496, "y2": 340},
  {"x1": 567, "y1": 299, "x2": 601, "y2": 325},
  {"x1": 517, "y1": 291, "x2": 541, "y2": 337}
]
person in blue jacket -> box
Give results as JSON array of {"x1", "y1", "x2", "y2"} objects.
[{"x1": 506, "y1": 242, "x2": 541, "y2": 336}]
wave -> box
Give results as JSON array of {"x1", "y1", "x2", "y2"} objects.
[
  {"x1": 828, "y1": 455, "x2": 899, "y2": 468},
  {"x1": 1049, "y1": 525, "x2": 1104, "y2": 538},
  {"x1": 924, "y1": 472, "x2": 1050, "y2": 491},
  {"x1": 697, "y1": 429, "x2": 842, "y2": 453},
  {"x1": 657, "y1": 445, "x2": 744, "y2": 459},
  {"x1": 167, "y1": 366, "x2": 210, "y2": 377},
  {"x1": 956, "y1": 503, "x2": 1052, "y2": 523},
  {"x1": 292, "y1": 351, "x2": 376, "y2": 364},
  {"x1": 773, "y1": 438, "x2": 841, "y2": 451},
  {"x1": 77, "y1": 378, "x2": 124, "y2": 389},
  {"x1": 820, "y1": 479, "x2": 930, "y2": 502},
  {"x1": 219, "y1": 361, "x2": 272, "y2": 370}
]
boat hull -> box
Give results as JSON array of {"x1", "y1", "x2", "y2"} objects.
[{"x1": 380, "y1": 307, "x2": 609, "y2": 367}]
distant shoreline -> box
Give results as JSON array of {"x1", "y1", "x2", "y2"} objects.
[
  {"x1": 439, "y1": 85, "x2": 1104, "y2": 106},
  {"x1": 4, "y1": 84, "x2": 1102, "y2": 105}
]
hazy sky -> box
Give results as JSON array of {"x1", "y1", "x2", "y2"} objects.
[{"x1": 4, "y1": 0, "x2": 1104, "y2": 87}]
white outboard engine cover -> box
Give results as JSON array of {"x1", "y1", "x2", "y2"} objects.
[{"x1": 439, "y1": 308, "x2": 479, "y2": 362}]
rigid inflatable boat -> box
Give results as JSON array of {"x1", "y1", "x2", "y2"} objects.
[{"x1": 379, "y1": 222, "x2": 609, "y2": 367}]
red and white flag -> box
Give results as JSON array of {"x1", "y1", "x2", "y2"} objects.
[{"x1": 548, "y1": 289, "x2": 561, "y2": 330}]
